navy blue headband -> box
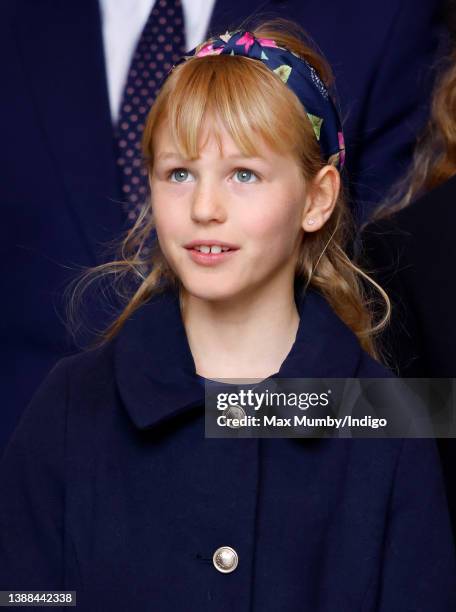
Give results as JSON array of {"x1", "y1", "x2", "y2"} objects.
[{"x1": 168, "y1": 29, "x2": 345, "y2": 170}]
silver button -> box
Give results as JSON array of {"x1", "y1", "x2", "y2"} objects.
[
  {"x1": 223, "y1": 405, "x2": 246, "y2": 428},
  {"x1": 212, "y1": 546, "x2": 239, "y2": 573}
]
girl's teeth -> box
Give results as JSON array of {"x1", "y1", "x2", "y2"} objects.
[{"x1": 194, "y1": 245, "x2": 230, "y2": 254}]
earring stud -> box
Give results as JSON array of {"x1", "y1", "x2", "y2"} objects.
[{"x1": 306, "y1": 217, "x2": 316, "y2": 225}]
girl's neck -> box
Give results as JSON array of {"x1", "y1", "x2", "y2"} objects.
[{"x1": 180, "y1": 283, "x2": 300, "y2": 380}]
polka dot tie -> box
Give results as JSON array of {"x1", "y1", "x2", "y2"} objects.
[{"x1": 115, "y1": 0, "x2": 186, "y2": 224}]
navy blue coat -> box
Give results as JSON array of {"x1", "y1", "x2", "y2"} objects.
[
  {"x1": 0, "y1": 0, "x2": 446, "y2": 453},
  {"x1": 1, "y1": 288, "x2": 455, "y2": 610}
]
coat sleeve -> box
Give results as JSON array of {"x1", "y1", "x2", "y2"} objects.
[
  {"x1": 0, "y1": 359, "x2": 68, "y2": 590},
  {"x1": 373, "y1": 438, "x2": 456, "y2": 610}
]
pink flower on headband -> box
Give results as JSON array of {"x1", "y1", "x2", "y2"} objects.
[
  {"x1": 257, "y1": 37, "x2": 278, "y2": 48},
  {"x1": 195, "y1": 43, "x2": 224, "y2": 57},
  {"x1": 236, "y1": 32, "x2": 255, "y2": 53}
]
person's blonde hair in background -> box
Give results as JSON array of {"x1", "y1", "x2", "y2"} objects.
[{"x1": 370, "y1": 3, "x2": 456, "y2": 220}]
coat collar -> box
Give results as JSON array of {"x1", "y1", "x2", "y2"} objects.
[{"x1": 114, "y1": 285, "x2": 363, "y2": 430}]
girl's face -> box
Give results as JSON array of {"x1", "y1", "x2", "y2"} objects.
[{"x1": 150, "y1": 119, "x2": 312, "y2": 303}]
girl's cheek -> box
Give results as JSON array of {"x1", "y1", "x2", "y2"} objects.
[{"x1": 243, "y1": 204, "x2": 294, "y2": 236}]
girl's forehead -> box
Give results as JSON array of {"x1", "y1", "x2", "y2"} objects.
[
  {"x1": 153, "y1": 117, "x2": 276, "y2": 161},
  {"x1": 155, "y1": 116, "x2": 232, "y2": 144}
]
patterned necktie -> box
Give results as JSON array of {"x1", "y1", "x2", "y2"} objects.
[{"x1": 115, "y1": 0, "x2": 186, "y2": 224}]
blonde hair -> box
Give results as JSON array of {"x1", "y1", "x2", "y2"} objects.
[{"x1": 69, "y1": 18, "x2": 390, "y2": 358}]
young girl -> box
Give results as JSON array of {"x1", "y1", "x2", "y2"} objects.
[{"x1": 1, "y1": 19, "x2": 455, "y2": 611}]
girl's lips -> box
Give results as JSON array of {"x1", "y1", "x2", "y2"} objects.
[{"x1": 185, "y1": 247, "x2": 238, "y2": 267}]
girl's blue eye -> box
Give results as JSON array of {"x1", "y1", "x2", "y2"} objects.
[
  {"x1": 169, "y1": 168, "x2": 191, "y2": 182},
  {"x1": 234, "y1": 169, "x2": 258, "y2": 183},
  {"x1": 168, "y1": 167, "x2": 259, "y2": 183}
]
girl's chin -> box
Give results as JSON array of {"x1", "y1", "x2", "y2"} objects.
[{"x1": 179, "y1": 278, "x2": 247, "y2": 304}]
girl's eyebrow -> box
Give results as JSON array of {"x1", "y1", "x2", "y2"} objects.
[
  {"x1": 225, "y1": 154, "x2": 265, "y2": 162},
  {"x1": 156, "y1": 152, "x2": 183, "y2": 160},
  {"x1": 156, "y1": 151, "x2": 265, "y2": 162}
]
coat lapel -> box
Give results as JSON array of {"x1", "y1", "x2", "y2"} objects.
[{"x1": 15, "y1": 0, "x2": 122, "y2": 264}]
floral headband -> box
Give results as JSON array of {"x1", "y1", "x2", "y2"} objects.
[{"x1": 168, "y1": 29, "x2": 345, "y2": 170}]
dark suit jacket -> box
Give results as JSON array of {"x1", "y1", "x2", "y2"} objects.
[
  {"x1": 1, "y1": 287, "x2": 455, "y2": 610},
  {"x1": 0, "y1": 0, "x2": 445, "y2": 452},
  {"x1": 361, "y1": 175, "x2": 456, "y2": 377},
  {"x1": 360, "y1": 174, "x2": 456, "y2": 539}
]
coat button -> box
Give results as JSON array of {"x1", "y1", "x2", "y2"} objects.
[
  {"x1": 223, "y1": 405, "x2": 246, "y2": 428},
  {"x1": 212, "y1": 546, "x2": 239, "y2": 573}
]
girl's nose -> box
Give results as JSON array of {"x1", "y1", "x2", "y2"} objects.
[{"x1": 190, "y1": 180, "x2": 227, "y2": 224}]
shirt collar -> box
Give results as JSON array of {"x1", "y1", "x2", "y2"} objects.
[{"x1": 114, "y1": 285, "x2": 363, "y2": 429}]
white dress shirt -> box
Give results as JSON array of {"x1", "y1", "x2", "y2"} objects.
[{"x1": 99, "y1": 0, "x2": 217, "y2": 122}]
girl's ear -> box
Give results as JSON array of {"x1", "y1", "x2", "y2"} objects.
[{"x1": 301, "y1": 165, "x2": 340, "y2": 232}]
